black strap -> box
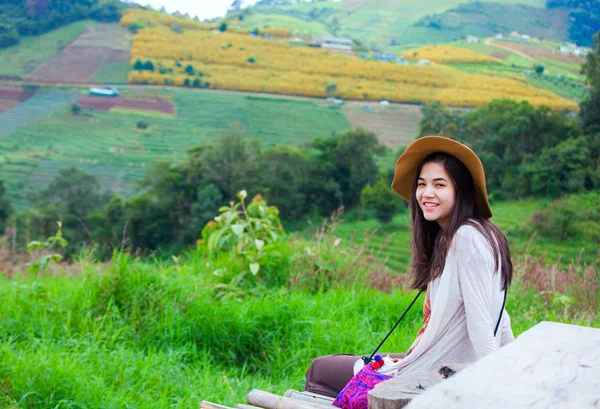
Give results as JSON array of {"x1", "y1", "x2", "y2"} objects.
[
  {"x1": 493, "y1": 289, "x2": 507, "y2": 337},
  {"x1": 362, "y1": 290, "x2": 423, "y2": 364},
  {"x1": 363, "y1": 287, "x2": 508, "y2": 364}
]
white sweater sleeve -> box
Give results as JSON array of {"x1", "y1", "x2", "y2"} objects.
[{"x1": 455, "y1": 238, "x2": 498, "y2": 358}]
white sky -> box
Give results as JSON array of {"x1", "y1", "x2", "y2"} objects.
[{"x1": 138, "y1": 0, "x2": 261, "y2": 20}]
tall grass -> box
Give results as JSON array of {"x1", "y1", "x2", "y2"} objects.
[{"x1": 0, "y1": 215, "x2": 598, "y2": 408}]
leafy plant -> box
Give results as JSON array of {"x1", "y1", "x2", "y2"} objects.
[
  {"x1": 200, "y1": 190, "x2": 285, "y2": 298},
  {"x1": 26, "y1": 221, "x2": 69, "y2": 274}
]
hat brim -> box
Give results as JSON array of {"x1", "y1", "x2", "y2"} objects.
[{"x1": 391, "y1": 136, "x2": 492, "y2": 219}]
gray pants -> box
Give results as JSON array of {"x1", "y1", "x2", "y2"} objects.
[{"x1": 304, "y1": 353, "x2": 405, "y2": 398}]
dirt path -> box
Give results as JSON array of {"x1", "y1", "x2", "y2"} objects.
[{"x1": 484, "y1": 38, "x2": 538, "y2": 62}]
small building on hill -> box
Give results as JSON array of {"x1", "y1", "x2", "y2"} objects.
[
  {"x1": 89, "y1": 86, "x2": 119, "y2": 97},
  {"x1": 311, "y1": 36, "x2": 353, "y2": 52}
]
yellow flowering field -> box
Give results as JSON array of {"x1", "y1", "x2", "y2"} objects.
[
  {"x1": 122, "y1": 14, "x2": 575, "y2": 109},
  {"x1": 402, "y1": 45, "x2": 501, "y2": 63}
]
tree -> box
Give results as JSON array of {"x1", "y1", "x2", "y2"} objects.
[
  {"x1": 24, "y1": 0, "x2": 50, "y2": 18},
  {"x1": 580, "y1": 30, "x2": 600, "y2": 134},
  {"x1": 534, "y1": 64, "x2": 545, "y2": 75},
  {"x1": 582, "y1": 31, "x2": 599, "y2": 87},
  {"x1": 185, "y1": 64, "x2": 194, "y2": 75},
  {"x1": 418, "y1": 102, "x2": 459, "y2": 139},
  {"x1": 219, "y1": 22, "x2": 228, "y2": 32},
  {"x1": 361, "y1": 174, "x2": 402, "y2": 224},
  {"x1": 0, "y1": 181, "x2": 12, "y2": 234},
  {"x1": 133, "y1": 59, "x2": 143, "y2": 70},
  {"x1": 262, "y1": 146, "x2": 310, "y2": 220},
  {"x1": 142, "y1": 60, "x2": 154, "y2": 71},
  {"x1": 308, "y1": 128, "x2": 382, "y2": 215}
]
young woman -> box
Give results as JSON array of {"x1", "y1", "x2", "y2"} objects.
[{"x1": 305, "y1": 136, "x2": 514, "y2": 398}]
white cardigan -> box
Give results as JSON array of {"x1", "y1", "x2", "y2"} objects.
[{"x1": 357, "y1": 224, "x2": 514, "y2": 376}]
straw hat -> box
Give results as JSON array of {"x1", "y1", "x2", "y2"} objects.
[{"x1": 391, "y1": 136, "x2": 492, "y2": 218}]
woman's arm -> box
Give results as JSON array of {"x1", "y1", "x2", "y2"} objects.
[{"x1": 455, "y1": 240, "x2": 498, "y2": 358}]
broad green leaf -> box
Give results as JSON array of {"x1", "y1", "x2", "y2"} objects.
[
  {"x1": 255, "y1": 239, "x2": 265, "y2": 251},
  {"x1": 231, "y1": 224, "x2": 245, "y2": 236}
]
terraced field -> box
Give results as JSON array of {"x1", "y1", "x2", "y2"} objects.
[
  {"x1": 0, "y1": 88, "x2": 354, "y2": 205},
  {"x1": 343, "y1": 102, "x2": 421, "y2": 146}
]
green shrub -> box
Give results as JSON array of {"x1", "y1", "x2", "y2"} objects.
[
  {"x1": 361, "y1": 175, "x2": 403, "y2": 224},
  {"x1": 528, "y1": 191, "x2": 600, "y2": 241}
]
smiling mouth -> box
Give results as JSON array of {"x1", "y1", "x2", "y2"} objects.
[{"x1": 422, "y1": 202, "x2": 439, "y2": 208}]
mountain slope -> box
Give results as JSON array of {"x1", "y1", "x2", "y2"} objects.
[{"x1": 242, "y1": 0, "x2": 569, "y2": 47}]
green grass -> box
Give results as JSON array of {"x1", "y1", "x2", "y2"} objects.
[
  {"x1": 0, "y1": 21, "x2": 96, "y2": 78},
  {"x1": 0, "y1": 87, "x2": 352, "y2": 203},
  {"x1": 0, "y1": 227, "x2": 596, "y2": 408},
  {"x1": 90, "y1": 62, "x2": 131, "y2": 84}
]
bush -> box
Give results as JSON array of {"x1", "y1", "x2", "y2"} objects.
[
  {"x1": 528, "y1": 191, "x2": 600, "y2": 241},
  {"x1": 137, "y1": 121, "x2": 149, "y2": 130},
  {"x1": 360, "y1": 176, "x2": 403, "y2": 224},
  {"x1": 128, "y1": 21, "x2": 145, "y2": 33},
  {"x1": 247, "y1": 57, "x2": 255, "y2": 63},
  {"x1": 70, "y1": 104, "x2": 81, "y2": 116},
  {"x1": 185, "y1": 64, "x2": 194, "y2": 75}
]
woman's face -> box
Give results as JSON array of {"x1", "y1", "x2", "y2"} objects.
[{"x1": 416, "y1": 162, "x2": 456, "y2": 229}]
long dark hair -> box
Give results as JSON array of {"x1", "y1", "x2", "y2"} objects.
[{"x1": 408, "y1": 152, "x2": 512, "y2": 291}]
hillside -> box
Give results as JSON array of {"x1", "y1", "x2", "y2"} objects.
[{"x1": 240, "y1": 0, "x2": 553, "y2": 47}]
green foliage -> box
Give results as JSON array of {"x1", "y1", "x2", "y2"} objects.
[
  {"x1": 0, "y1": 0, "x2": 123, "y2": 50},
  {"x1": 528, "y1": 191, "x2": 600, "y2": 242},
  {"x1": 580, "y1": 31, "x2": 600, "y2": 134},
  {"x1": 128, "y1": 21, "x2": 145, "y2": 33},
  {"x1": 219, "y1": 22, "x2": 228, "y2": 32},
  {"x1": 200, "y1": 191, "x2": 285, "y2": 297},
  {"x1": 133, "y1": 58, "x2": 143, "y2": 70},
  {"x1": 521, "y1": 136, "x2": 599, "y2": 197},
  {"x1": 0, "y1": 181, "x2": 13, "y2": 234},
  {"x1": 185, "y1": 64, "x2": 194, "y2": 75},
  {"x1": 309, "y1": 128, "x2": 382, "y2": 215},
  {"x1": 26, "y1": 221, "x2": 68, "y2": 274},
  {"x1": 361, "y1": 172, "x2": 403, "y2": 224},
  {"x1": 534, "y1": 65, "x2": 545, "y2": 75},
  {"x1": 262, "y1": 146, "x2": 310, "y2": 220},
  {"x1": 70, "y1": 103, "x2": 81, "y2": 115},
  {"x1": 419, "y1": 99, "x2": 595, "y2": 199},
  {"x1": 547, "y1": 0, "x2": 600, "y2": 46},
  {"x1": 142, "y1": 60, "x2": 154, "y2": 71},
  {"x1": 418, "y1": 102, "x2": 458, "y2": 138},
  {"x1": 25, "y1": 167, "x2": 112, "y2": 256},
  {"x1": 582, "y1": 31, "x2": 599, "y2": 87}
]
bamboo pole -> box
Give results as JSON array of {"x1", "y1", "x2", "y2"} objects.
[
  {"x1": 283, "y1": 390, "x2": 334, "y2": 406},
  {"x1": 247, "y1": 389, "x2": 334, "y2": 409}
]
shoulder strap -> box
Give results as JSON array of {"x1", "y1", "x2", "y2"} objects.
[
  {"x1": 364, "y1": 287, "x2": 507, "y2": 364},
  {"x1": 362, "y1": 290, "x2": 423, "y2": 364},
  {"x1": 493, "y1": 288, "x2": 507, "y2": 337}
]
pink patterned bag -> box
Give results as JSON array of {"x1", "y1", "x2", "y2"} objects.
[{"x1": 332, "y1": 358, "x2": 391, "y2": 409}]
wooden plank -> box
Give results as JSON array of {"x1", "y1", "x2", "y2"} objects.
[
  {"x1": 201, "y1": 401, "x2": 236, "y2": 409},
  {"x1": 283, "y1": 390, "x2": 335, "y2": 406},
  {"x1": 369, "y1": 371, "x2": 443, "y2": 409},
  {"x1": 405, "y1": 322, "x2": 600, "y2": 409},
  {"x1": 247, "y1": 389, "x2": 334, "y2": 409},
  {"x1": 368, "y1": 363, "x2": 470, "y2": 409}
]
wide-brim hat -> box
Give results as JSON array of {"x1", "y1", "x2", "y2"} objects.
[{"x1": 391, "y1": 136, "x2": 492, "y2": 218}]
